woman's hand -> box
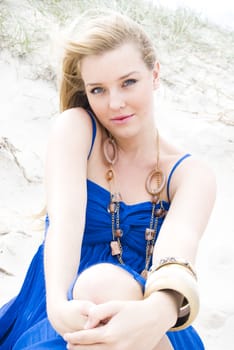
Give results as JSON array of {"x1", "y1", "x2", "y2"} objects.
[
  {"x1": 48, "y1": 299, "x2": 96, "y2": 335},
  {"x1": 64, "y1": 291, "x2": 178, "y2": 349}
]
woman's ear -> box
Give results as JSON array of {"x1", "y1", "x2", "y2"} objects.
[{"x1": 152, "y1": 61, "x2": 160, "y2": 90}]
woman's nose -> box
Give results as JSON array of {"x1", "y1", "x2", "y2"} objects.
[{"x1": 108, "y1": 90, "x2": 126, "y2": 110}]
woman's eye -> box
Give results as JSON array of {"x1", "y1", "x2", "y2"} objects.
[
  {"x1": 90, "y1": 87, "x2": 104, "y2": 94},
  {"x1": 122, "y1": 79, "x2": 137, "y2": 87}
]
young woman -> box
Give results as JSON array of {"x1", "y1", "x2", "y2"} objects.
[{"x1": 0, "y1": 11, "x2": 216, "y2": 349}]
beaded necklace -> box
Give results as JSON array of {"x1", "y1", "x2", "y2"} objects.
[{"x1": 103, "y1": 130, "x2": 167, "y2": 279}]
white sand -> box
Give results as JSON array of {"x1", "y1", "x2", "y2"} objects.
[{"x1": 0, "y1": 12, "x2": 234, "y2": 349}]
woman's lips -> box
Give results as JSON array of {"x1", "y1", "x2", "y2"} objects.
[{"x1": 111, "y1": 114, "x2": 134, "y2": 123}]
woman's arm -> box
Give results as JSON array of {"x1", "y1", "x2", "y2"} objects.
[
  {"x1": 145, "y1": 156, "x2": 216, "y2": 331},
  {"x1": 44, "y1": 107, "x2": 94, "y2": 334},
  {"x1": 63, "y1": 157, "x2": 216, "y2": 349},
  {"x1": 153, "y1": 156, "x2": 216, "y2": 263}
]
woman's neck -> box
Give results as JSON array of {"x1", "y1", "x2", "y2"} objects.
[{"x1": 115, "y1": 128, "x2": 159, "y2": 164}]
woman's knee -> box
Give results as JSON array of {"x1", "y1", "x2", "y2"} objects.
[
  {"x1": 153, "y1": 336, "x2": 174, "y2": 350},
  {"x1": 72, "y1": 263, "x2": 143, "y2": 303}
]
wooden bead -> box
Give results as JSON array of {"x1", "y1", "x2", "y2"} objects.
[
  {"x1": 103, "y1": 137, "x2": 118, "y2": 165},
  {"x1": 108, "y1": 202, "x2": 116, "y2": 213},
  {"x1": 151, "y1": 195, "x2": 158, "y2": 204},
  {"x1": 110, "y1": 241, "x2": 121, "y2": 255},
  {"x1": 106, "y1": 169, "x2": 114, "y2": 181},
  {"x1": 145, "y1": 228, "x2": 155, "y2": 241},
  {"x1": 145, "y1": 168, "x2": 166, "y2": 196},
  {"x1": 146, "y1": 244, "x2": 154, "y2": 255},
  {"x1": 155, "y1": 208, "x2": 167, "y2": 218},
  {"x1": 141, "y1": 269, "x2": 148, "y2": 279},
  {"x1": 115, "y1": 229, "x2": 123, "y2": 238}
]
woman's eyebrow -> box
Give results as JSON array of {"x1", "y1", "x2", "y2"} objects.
[
  {"x1": 86, "y1": 71, "x2": 139, "y2": 87},
  {"x1": 118, "y1": 71, "x2": 139, "y2": 80}
]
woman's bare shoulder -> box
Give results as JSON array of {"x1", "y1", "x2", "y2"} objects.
[
  {"x1": 52, "y1": 107, "x2": 93, "y2": 131},
  {"x1": 50, "y1": 107, "x2": 95, "y2": 144},
  {"x1": 160, "y1": 136, "x2": 216, "y2": 199},
  {"x1": 45, "y1": 108, "x2": 98, "y2": 165}
]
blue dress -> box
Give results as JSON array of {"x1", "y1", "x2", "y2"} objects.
[{"x1": 0, "y1": 112, "x2": 205, "y2": 349}]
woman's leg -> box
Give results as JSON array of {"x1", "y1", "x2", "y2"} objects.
[
  {"x1": 153, "y1": 336, "x2": 174, "y2": 350},
  {"x1": 73, "y1": 263, "x2": 143, "y2": 302},
  {"x1": 72, "y1": 263, "x2": 173, "y2": 349}
]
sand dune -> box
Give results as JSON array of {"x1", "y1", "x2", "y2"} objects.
[{"x1": 0, "y1": 2, "x2": 233, "y2": 348}]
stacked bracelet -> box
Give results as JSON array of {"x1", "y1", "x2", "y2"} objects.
[
  {"x1": 144, "y1": 257, "x2": 199, "y2": 331},
  {"x1": 149, "y1": 257, "x2": 197, "y2": 279}
]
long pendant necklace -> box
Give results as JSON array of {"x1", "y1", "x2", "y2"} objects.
[{"x1": 103, "y1": 130, "x2": 167, "y2": 279}]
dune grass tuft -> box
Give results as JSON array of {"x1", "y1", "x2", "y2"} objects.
[{"x1": 0, "y1": 0, "x2": 233, "y2": 121}]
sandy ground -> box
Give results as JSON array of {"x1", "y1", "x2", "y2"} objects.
[{"x1": 0, "y1": 20, "x2": 234, "y2": 349}]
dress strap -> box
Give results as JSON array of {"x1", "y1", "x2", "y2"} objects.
[
  {"x1": 86, "y1": 110, "x2": 97, "y2": 159},
  {"x1": 166, "y1": 154, "x2": 191, "y2": 202}
]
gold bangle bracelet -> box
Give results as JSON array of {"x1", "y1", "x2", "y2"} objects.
[
  {"x1": 144, "y1": 264, "x2": 200, "y2": 331},
  {"x1": 149, "y1": 257, "x2": 197, "y2": 279}
]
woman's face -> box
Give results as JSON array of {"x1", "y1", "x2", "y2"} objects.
[{"x1": 81, "y1": 43, "x2": 159, "y2": 138}]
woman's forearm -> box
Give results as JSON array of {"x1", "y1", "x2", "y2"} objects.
[
  {"x1": 144, "y1": 291, "x2": 179, "y2": 333},
  {"x1": 44, "y1": 227, "x2": 77, "y2": 302},
  {"x1": 44, "y1": 220, "x2": 84, "y2": 332}
]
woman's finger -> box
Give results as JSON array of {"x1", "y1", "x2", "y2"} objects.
[
  {"x1": 85, "y1": 301, "x2": 123, "y2": 329},
  {"x1": 78, "y1": 300, "x2": 96, "y2": 316},
  {"x1": 67, "y1": 343, "x2": 107, "y2": 350},
  {"x1": 64, "y1": 326, "x2": 107, "y2": 345}
]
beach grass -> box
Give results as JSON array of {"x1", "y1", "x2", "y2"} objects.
[
  {"x1": 0, "y1": 3, "x2": 233, "y2": 348},
  {"x1": 0, "y1": 0, "x2": 233, "y2": 121},
  {"x1": 0, "y1": 0, "x2": 233, "y2": 59}
]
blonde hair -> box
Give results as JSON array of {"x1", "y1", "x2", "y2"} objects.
[{"x1": 59, "y1": 10, "x2": 157, "y2": 112}]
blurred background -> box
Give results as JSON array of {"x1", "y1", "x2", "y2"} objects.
[{"x1": 0, "y1": 1, "x2": 233, "y2": 348}]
